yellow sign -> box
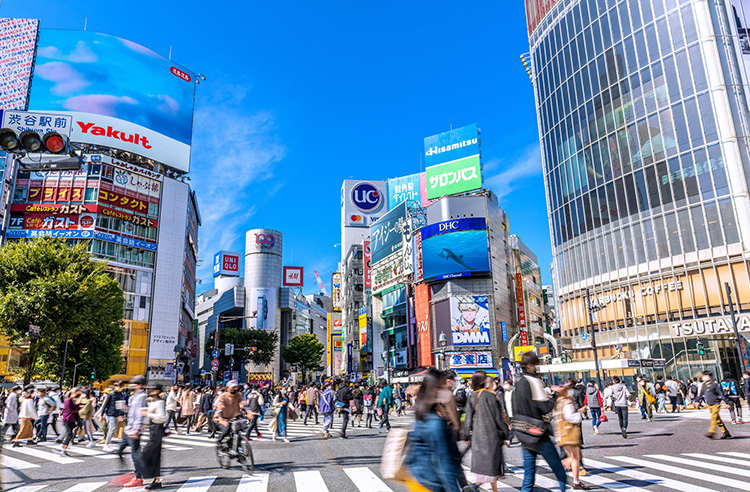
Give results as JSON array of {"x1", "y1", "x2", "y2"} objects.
[{"x1": 514, "y1": 345, "x2": 536, "y2": 361}]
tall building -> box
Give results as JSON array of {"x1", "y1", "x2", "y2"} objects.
[{"x1": 525, "y1": 0, "x2": 750, "y2": 380}]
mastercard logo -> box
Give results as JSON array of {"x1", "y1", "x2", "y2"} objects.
[{"x1": 350, "y1": 214, "x2": 364, "y2": 223}]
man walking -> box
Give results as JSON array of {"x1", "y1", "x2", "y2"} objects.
[
  {"x1": 164, "y1": 384, "x2": 180, "y2": 433},
  {"x1": 245, "y1": 385, "x2": 263, "y2": 440},
  {"x1": 2, "y1": 386, "x2": 21, "y2": 442},
  {"x1": 654, "y1": 376, "x2": 667, "y2": 414},
  {"x1": 102, "y1": 381, "x2": 128, "y2": 452},
  {"x1": 697, "y1": 371, "x2": 731, "y2": 439},
  {"x1": 319, "y1": 383, "x2": 335, "y2": 438},
  {"x1": 512, "y1": 352, "x2": 568, "y2": 492},
  {"x1": 49, "y1": 387, "x2": 64, "y2": 440},
  {"x1": 335, "y1": 382, "x2": 352, "y2": 439},
  {"x1": 304, "y1": 383, "x2": 319, "y2": 425},
  {"x1": 376, "y1": 380, "x2": 393, "y2": 433},
  {"x1": 665, "y1": 376, "x2": 680, "y2": 413},
  {"x1": 720, "y1": 372, "x2": 744, "y2": 424},
  {"x1": 35, "y1": 387, "x2": 56, "y2": 442},
  {"x1": 119, "y1": 376, "x2": 148, "y2": 488},
  {"x1": 611, "y1": 376, "x2": 630, "y2": 438}
]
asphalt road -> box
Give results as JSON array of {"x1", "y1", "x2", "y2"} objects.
[{"x1": 2, "y1": 406, "x2": 750, "y2": 492}]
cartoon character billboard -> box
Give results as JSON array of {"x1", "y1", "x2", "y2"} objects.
[{"x1": 450, "y1": 295, "x2": 491, "y2": 346}]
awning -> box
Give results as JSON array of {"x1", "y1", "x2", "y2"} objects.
[{"x1": 453, "y1": 368, "x2": 500, "y2": 378}]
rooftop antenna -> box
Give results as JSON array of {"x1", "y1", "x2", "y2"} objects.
[
  {"x1": 169, "y1": 46, "x2": 172, "y2": 60},
  {"x1": 450, "y1": 118, "x2": 453, "y2": 130},
  {"x1": 83, "y1": 18, "x2": 87, "y2": 31}
]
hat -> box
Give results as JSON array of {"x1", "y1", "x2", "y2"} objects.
[
  {"x1": 227, "y1": 380, "x2": 239, "y2": 388},
  {"x1": 146, "y1": 384, "x2": 162, "y2": 392},
  {"x1": 130, "y1": 375, "x2": 147, "y2": 385}
]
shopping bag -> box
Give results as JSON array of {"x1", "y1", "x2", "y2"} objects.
[
  {"x1": 380, "y1": 428, "x2": 410, "y2": 483},
  {"x1": 599, "y1": 412, "x2": 608, "y2": 423}
]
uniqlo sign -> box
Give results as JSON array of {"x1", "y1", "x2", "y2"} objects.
[
  {"x1": 283, "y1": 266, "x2": 304, "y2": 287},
  {"x1": 213, "y1": 251, "x2": 240, "y2": 277}
]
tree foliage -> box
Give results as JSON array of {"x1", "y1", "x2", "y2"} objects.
[
  {"x1": 0, "y1": 237, "x2": 125, "y2": 385},
  {"x1": 281, "y1": 333, "x2": 325, "y2": 381},
  {"x1": 205, "y1": 328, "x2": 278, "y2": 368}
]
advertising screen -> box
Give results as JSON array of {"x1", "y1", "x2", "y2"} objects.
[
  {"x1": 425, "y1": 155, "x2": 482, "y2": 200},
  {"x1": 415, "y1": 283, "x2": 432, "y2": 366},
  {"x1": 28, "y1": 29, "x2": 195, "y2": 172},
  {"x1": 249, "y1": 287, "x2": 276, "y2": 331},
  {"x1": 450, "y1": 295, "x2": 491, "y2": 346},
  {"x1": 424, "y1": 124, "x2": 479, "y2": 167},
  {"x1": 213, "y1": 251, "x2": 241, "y2": 277},
  {"x1": 420, "y1": 218, "x2": 490, "y2": 280},
  {"x1": 370, "y1": 201, "x2": 407, "y2": 265},
  {"x1": 363, "y1": 240, "x2": 372, "y2": 290},
  {"x1": 387, "y1": 173, "x2": 432, "y2": 210},
  {"x1": 331, "y1": 272, "x2": 343, "y2": 311},
  {"x1": 0, "y1": 18, "x2": 39, "y2": 110}
]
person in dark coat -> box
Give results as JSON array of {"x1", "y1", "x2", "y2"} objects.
[{"x1": 461, "y1": 370, "x2": 509, "y2": 492}]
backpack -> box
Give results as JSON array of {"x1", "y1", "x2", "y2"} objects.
[
  {"x1": 455, "y1": 387, "x2": 468, "y2": 407},
  {"x1": 721, "y1": 380, "x2": 738, "y2": 397},
  {"x1": 320, "y1": 390, "x2": 333, "y2": 413},
  {"x1": 363, "y1": 394, "x2": 373, "y2": 407}
]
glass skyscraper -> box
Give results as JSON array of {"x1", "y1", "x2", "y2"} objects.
[{"x1": 526, "y1": 0, "x2": 750, "y2": 379}]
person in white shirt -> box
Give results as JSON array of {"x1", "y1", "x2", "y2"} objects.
[
  {"x1": 14, "y1": 386, "x2": 39, "y2": 447},
  {"x1": 665, "y1": 375, "x2": 680, "y2": 413},
  {"x1": 35, "y1": 387, "x2": 56, "y2": 442},
  {"x1": 164, "y1": 385, "x2": 180, "y2": 433}
]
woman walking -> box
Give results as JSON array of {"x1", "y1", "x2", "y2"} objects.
[
  {"x1": 351, "y1": 386, "x2": 364, "y2": 427},
  {"x1": 77, "y1": 389, "x2": 96, "y2": 447},
  {"x1": 584, "y1": 381, "x2": 603, "y2": 435},
  {"x1": 553, "y1": 381, "x2": 589, "y2": 490},
  {"x1": 461, "y1": 370, "x2": 509, "y2": 492},
  {"x1": 13, "y1": 386, "x2": 38, "y2": 447},
  {"x1": 363, "y1": 386, "x2": 376, "y2": 428},
  {"x1": 611, "y1": 376, "x2": 631, "y2": 438},
  {"x1": 405, "y1": 368, "x2": 466, "y2": 492},
  {"x1": 179, "y1": 384, "x2": 196, "y2": 434},
  {"x1": 271, "y1": 388, "x2": 290, "y2": 442},
  {"x1": 138, "y1": 385, "x2": 167, "y2": 489},
  {"x1": 56, "y1": 387, "x2": 82, "y2": 457}
]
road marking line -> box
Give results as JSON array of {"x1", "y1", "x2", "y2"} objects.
[
  {"x1": 611, "y1": 456, "x2": 750, "y2": 491},
  {"x1": 461, "y1": 466, "x2": 514, "y2": 489},
  {"x1": 343, "y1": 467, "x2": 393, "y2": 492},
  {"x1": 40, "y1": 443, "x2": 119, "y2": 459},
  {"x1": 62, "y1": 482, "x2": 108, "y2": 492},
  {"x1": 5, "y1": 445, "x2": 83, "y2": 464},
  {"x1": 718, "y1": 451, "x2": 750, "y2": 460},
  {"x1": 294, "y1": 471, "x2": 328, "y2": 492},
  {"x1": 162, "y1": 437, "x2": 214, "y2": 447},
  {"x1": 505, "y1": 466, "x2": 560, "y2": 489},
  {"x1": 236, "y1": 473, "x2": 269, "y2": 492},
  {"x1": 645, "y1": 454, "x2": 749, "y2": 478},
  {"x1": 0, "y1": 454, "x2": 40, "y2": 470},
  {"x1": 176, "y1": 476, "x2": 217, "y2": 491},
  {"x1": 583, "y1": 458, "x2": 717, "y2": 492},
  {"x1": 162, "y1": 445, "x2": 192, "y2": 451},
  {"x1": 7, "y1": 486, "x2": 48, "y2": 492},
  {"x1": 684, "y1": 453, "x2": 750, "y2": 468}
]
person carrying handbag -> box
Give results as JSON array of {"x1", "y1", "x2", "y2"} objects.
[{"x1": 553, "y1": 381, "x2": 589, "y2": 490}]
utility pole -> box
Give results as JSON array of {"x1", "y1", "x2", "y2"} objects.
[
  {"x1": 586, "y1": 288, "x2": 603, "y2": 389},
  {"x1": 725, "y1": 283, "x2": 745, "y2": 376}
]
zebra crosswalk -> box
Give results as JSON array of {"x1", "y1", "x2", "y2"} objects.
[{"x1": 6, "y1": 451, "x2": 750, "y2": 492}]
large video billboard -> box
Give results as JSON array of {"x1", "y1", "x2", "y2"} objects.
[
  {"x1": 424, "y1": 124, "x2": 481, "y2": 200},
  {"x1": 370, "y1": 201, "x2": 407, "y2": 264},
  {"x1": 424, "y1": 124, "x2": 479, "y2": 167},
  {"x1": 0, "y1": 18, "x2": 39, "y2": 110},
  {"x1": 450, "y1": 295, "x2": 491, "y2": 346},
  {"x1": 420, "y1": 218, "x2": 490, "y2": 280},
  {"x1": 249, "y1": 287, "x2": 276, "y2": 331},
  {"x1": 28, "y1": 29, "x2": 195, "y2": 172}
]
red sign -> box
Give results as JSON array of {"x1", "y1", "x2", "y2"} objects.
[
  {"x1": 98, "y1": 189, "x2": 149, "y2": 214},
  {"x1": 283, "y1": 266, "x2": 304, "y2": 287},
  {"x1": 521, "y1": 331, "x2": 529, "y2": 346},
  {"x1": 23, "y1": 213, "x2": 79, "y2": 230},
  {"x1": 516, "y1": 273, "x2": 527, "y2": 329},
  {"x1": 11, "y1": 203, "x2": 96, "y2": 214},
  {"x1": 170, "y1": 66, "x2": 191, "y2": 82},
  {"x1": 79, "y1": 215, "x2": 95, "y2": 228},
  {"x1": 99, "y1": 207, "x2": 157, "y2": 228},
  {"x1": 525, "y1": 0, "x2": 562, "y2": 34},
  {"x1": 415, "y1": 283, "x2": 432, "y2": 367},
  {"x1": 222, "y1": 254, "x2": 240, "y2": 273},
  {"x1": 415, "y1": 230, "x2": 423, "y2": 282},
  {"x1": 363, "y1": 241, "x2": 371, "y2": 290},
  {"x1": 28, "y1": 186, "x2": 84, "y2": 203}
]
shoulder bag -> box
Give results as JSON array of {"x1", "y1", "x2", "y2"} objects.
[{"x1": 510, "y1": 414, "x2": 549, "y2": 450}]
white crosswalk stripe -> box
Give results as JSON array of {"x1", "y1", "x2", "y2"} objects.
[
  {"x1": 582, "y1": 458, "x2": 718, "y2": 492},
  {"x1": 610, "y1": 455, "x2": 750, "y2": 491},
  {"x1": 176, "y1": 476, "x2": 217, "y2": 491},
  {"x1": 645, "y1": 454, "x2": 750, "y2": 478},
  {"x1": 236, "y1": 473, "x2": 269, "y2": 492},
  {"x1": 6, "y1": 486, "x2": 48, "y2": 492},
  {"x1": 0, "y1": 454, "x2": 40, "y2": 470},
  {"x1": 294, "y1": 471, "x2": 329, "y2": 492},
  {"x1": 61, "y1": 482, "x2": 107, "y2": 492},
  {"x1": 343, "y1": 467, "x2": 393, "y2": 492},
  {"x1": 684, "y1": 452, "x2": 750, "y2": 468},
  {"x1": 6, "y1": 444, "x2": 84, "y2": 464}
]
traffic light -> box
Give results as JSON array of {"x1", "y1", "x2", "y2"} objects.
[
  {"x1": 697, "y1": 338, "x2": 705, "y2": 356},
  {"x1": 90, "y1": 369, "x2": 96, "y2": 380},
  {"x1": 0, "y1": 128, "x2": 69, "y2": 154}
]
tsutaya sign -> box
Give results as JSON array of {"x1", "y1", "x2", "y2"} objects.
[
  {"x1": 670, "y1": 314, "x2": 750, "y2": 337},
  {"x1": 586, "y1": 280, "x2": 684, "y2": 310}
]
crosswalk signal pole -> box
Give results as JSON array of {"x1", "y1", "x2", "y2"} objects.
[
  {"x1": 725, "y1": 283, "x2": 745, "y2": 377},
  {"x1": 586, "y1": 288, "x2": 603, "y2": 390}
]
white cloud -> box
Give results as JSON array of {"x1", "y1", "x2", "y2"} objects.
[
  {"x1": 33, "y1": 62, "x2": 89, "y2": 95},
  {"x1": 38, "y1": 41, "x2": 98, "y2": 63},
  {"x1": 62, "y1": 94, "x2": 137, "y2": 116},
  {"x1": 156, "y1": 95, "x2": 180, "y2": 116},
  {"x1": 484, "y1": 144, "x2": 543, "y2": 198},
  {"x1": 190, "y1": 88, "x2": 287, "y2": 288}
]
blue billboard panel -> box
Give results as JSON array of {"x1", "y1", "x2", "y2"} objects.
[
  {"x1": 370, "y1": 201, "x2": 407, "y2": 264},
  {"x1": 421, "y1": 218, "x2": 489, "y2": 280},
  {"x1": 423, "y1": 123, "x2": 480, "y2": 168},
  {"x1": 28, "y1": 29, "x2": 195, "y2": 146},
  {"x1": 387, "y1": 173, "x2": 421, "y2": 210}
]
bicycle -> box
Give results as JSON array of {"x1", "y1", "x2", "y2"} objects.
[{"x1": 216, "y1": 417, "x2": 254, "y2": 473}]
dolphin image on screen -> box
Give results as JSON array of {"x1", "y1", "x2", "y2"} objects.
[{"x1": 438, "y1": 248, "x2": 476, "y2": 271}]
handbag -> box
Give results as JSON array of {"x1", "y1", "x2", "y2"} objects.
[
  {"x1": 288, "y1": 407, "x2": 298, "y2": 421},
  {"x1": 510, "y1": 414, "x2": 549, "y2": 450},
  {"x1": 599, "y1": 412, "x2": 608, "y2": 423},
  {"x1": 377, "y1": 407, "x2": 384, "y2": 416},
  {"x1": 380, "y1": 428, "x2": 410, "y2": 483}
]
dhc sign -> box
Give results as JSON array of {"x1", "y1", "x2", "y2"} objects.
[{"x1": 351, "y1": 182, "x2": 382, "y2": 212}]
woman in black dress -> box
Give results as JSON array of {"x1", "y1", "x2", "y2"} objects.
[{"x1": 138, "y1": 385, "x2": 167, "y2": 490}]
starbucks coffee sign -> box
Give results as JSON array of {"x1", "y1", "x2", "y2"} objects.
[{"x1": 670, "y1": 314, "x2": 750, "y2": 337}]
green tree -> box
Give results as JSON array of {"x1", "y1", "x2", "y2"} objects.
[
  {"x1": 0, "y1": 237, "x2": 124, "y2": 385},
  {"x1": 281, "y1": 333, "x2": 325, "y2": 383},
  {"x1": 205, "y1": 327, "x2": 278, "y2": 374}
]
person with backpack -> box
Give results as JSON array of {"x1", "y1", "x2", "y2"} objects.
[
  {"x1": 102, "y1": 381, "x2": 129, "y2": 452},
  {"x1": 453, "y1": 380, "x2": 468, "y2": 419},
  {"x1": 653, "y1": 376, "x2": 667, "y2": 414},
  {"x1": 319, "y1": 382, "x2": 335, "y2": 438},
  {"x1": 697, "y1": 371, "x2": 730, "y2": 439},
  {"x1": 720, "y1": 372, "x2": 744, "y2": 424},
  {"x1": 583, "y1": 381, "x2": 603, "y2": 435},
  {"x1": 335, "y1": 382, "x2": 352, "y2": 439},
  {"x1": 244, "y1": 385, "x2": 263, "y2": 440},
  {"x1": 363, "y1": 386, "x2": 376, "y2": 428},
  {"x1": 689, "y1": 377, "x2": 701, "y2": 407},
  {"x1": 304, "y1": 383, "x2": 319, "y2": 426},
  {"x1": 376, "y1": 380, "x2": 393, "y2": 433}
]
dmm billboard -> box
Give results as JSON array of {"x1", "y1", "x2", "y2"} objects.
[
  {"x1": 420, "y1": 218, "x2": 490, "y2": 280},
  {"x1": 450, "y1": 295, "x2": 491, "y2": 346}
]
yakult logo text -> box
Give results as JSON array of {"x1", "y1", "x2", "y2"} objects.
[
  {"x1": 255, "y1": 233, "x2": 276, "y2": 248},
  {"x1": 77, "y1": 122, "x2": 152, "y2": 149}
]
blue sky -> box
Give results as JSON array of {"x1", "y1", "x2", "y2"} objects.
[{"x1": 4, "y1": 1, "x2": 552, "y2": 293}]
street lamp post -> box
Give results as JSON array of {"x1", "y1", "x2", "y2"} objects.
[
  {"x1": 438, "y1": 333, "x2": 448, "y2": 370},
  {"x1": 59, "y1": 337, "x2": 70, "y2": 389},
  {"x1": 725, "y1": 283, "x2": 746, "y2": 376},
  {"x1": 72, "y1": 362, "x2": 83, "y2": 387},
  {"x1": 585, "y1": 288, "x2": 603, "y2": 389}
]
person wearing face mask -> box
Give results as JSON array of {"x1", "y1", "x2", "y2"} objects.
[
  {"x1": 213, "y1": 380, "x2": 247, "y2": 443},
  {"x1": 637, "y1": 378, "x2": 654, "y2": 422},
  {"x1": 696, "y1": 371, "x2": 731, "y2": 439}
]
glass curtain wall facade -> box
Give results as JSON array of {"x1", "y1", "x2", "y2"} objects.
[{"x1": 527, "y1": 0, "x2": 750, "y2": 379}]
